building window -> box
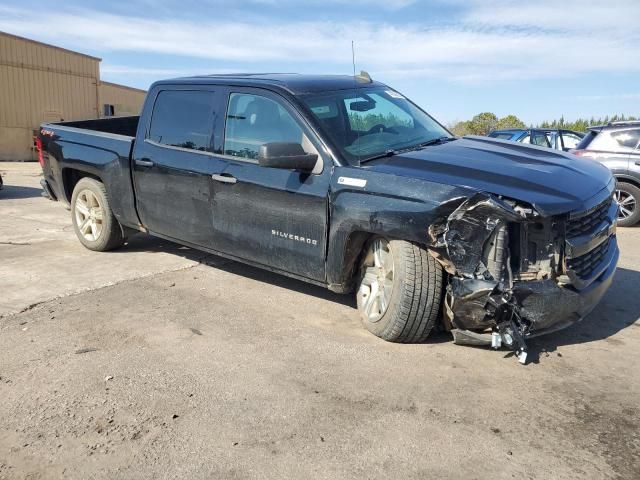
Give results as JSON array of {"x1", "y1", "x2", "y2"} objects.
[{"x1": 103, "y1": 104, "x2": 115, "y2": 117}]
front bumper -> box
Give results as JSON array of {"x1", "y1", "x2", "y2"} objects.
[
  {"x1": 431, "y1": 189, "x2": 619, "y2": 361},
  {"x1": 447, "y1": 235, "x2": 618, "y2": 339},
  {"x1": 521, "y1": 234, "x2": 618, "y2": 338}
]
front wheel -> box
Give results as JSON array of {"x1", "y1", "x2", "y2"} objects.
[
  {"x1": 356, "y1": 237, "x2": 443, "y2": 343},
  {"x1": 71, "y1": 177, "x2": 125, "y2": 251},
  {"x1": 614, "y1": 182, "x2": 640, "y2": 227}
]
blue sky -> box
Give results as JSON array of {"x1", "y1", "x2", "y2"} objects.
[{"x1": 1, "y1": 0, "x2": 638, "y2": 125}]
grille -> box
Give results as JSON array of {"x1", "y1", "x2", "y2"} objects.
[
  {"x1": 566, "y1": 237, "x2": 611, "y2": 280},
  {"x1": 566, "y1": 197, "x2": 612, "y2": 238}
]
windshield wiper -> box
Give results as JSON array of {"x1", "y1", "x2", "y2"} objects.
[
  {"x1": 359, "y1": 149, "x2": 398, "y2": 163},
  {"x1": 359, "y1": 137, "x2": 456, "y2": 164},
  {"x1": 411, "y1": 136, "x2": 456, "y2": 150}
]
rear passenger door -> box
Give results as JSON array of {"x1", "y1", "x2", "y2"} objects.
[
  {"x1": 208, "y1": 88, "x2": 331, "y2": 282},
  {"x1": 632, "y1": 132, "x2": 640, "y2": 173},
  {"x1": 559, "y1": 130, "x2": 583, "y2": 151},
  {"x1": 601, "y1": 128, "x2": 640, "y2": 176},
  {"x1": 530, "y1": 130, "x2": 552, "y2": 148},
  {"x1": 132, "y1": 86, "x2": 226, "y2": 247}
]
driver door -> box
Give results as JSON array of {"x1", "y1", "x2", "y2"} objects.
[{"x1": 208, "y1": 88, "x2": 331, "y2": 282}]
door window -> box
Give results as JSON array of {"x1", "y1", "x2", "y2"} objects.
[
  {"x1": 561, "y1": 132, "x2": 583, "y2": 150},
  {"x1": 611, "y1": 129, "x2": 640, "y2": 150},
  {"x1": 530, "y1": 131, "x2": 551, "y2": 147},
  {"x1": 224, "y1": 93, "x2": 310, "y2": 160},
  {"x1": 148, "y1": 90, "x2": 216, "y2": 152}
]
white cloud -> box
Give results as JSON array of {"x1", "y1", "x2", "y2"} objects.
[
  {"x1": 0, "y1": 2, "x2": 638, "y2": 84},
  {"x1": 100, "y1": 65, "x2": 241, "y2": 77},
  {"x1": 461, "y1": 0, "x2": 640, "y2": 31},
  {"x1": 248, "y1": 0, "x2": 417, "y2": 8}
]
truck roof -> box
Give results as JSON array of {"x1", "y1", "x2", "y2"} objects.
[{"x1": 154, "y1": 73, "x2": 386, "y2": 95}]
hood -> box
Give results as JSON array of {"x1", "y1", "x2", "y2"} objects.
[{"x1": 363, "y1": 135, "x2": 614, "y2": 216}]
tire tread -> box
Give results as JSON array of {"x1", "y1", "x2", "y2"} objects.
[{"x1": 360, "y1": 238, "x2": 443, "y2": 343}]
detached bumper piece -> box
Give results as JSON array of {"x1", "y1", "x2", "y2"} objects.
[{"x1": 431, "y1": 191, "x2": 618, "y2": 365}]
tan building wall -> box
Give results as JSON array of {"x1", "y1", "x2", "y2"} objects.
[
  {"x1": 0, "y1": 31, "x2": 146, "y2": 161},
  {"x1": 99, "y1": 81, "x2": 146, "y2": 117}
]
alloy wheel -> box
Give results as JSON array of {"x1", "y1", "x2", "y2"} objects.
[
  {"x1": 74, "y1": 189, "x2": 104, "y2": 241},
  {"x1": 358, "y1": 238, "x2": 394, "y2": 322},
  {"x1": 614, "y1": 189, "x2": 637, "y2": 221}
]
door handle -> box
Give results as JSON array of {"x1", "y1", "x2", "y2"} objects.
[
  {"x1": 135, "y1": 158, "x2": 154, "y2": 167},
  {"x1": 211, "y1": 174, "x2": 237, "y2": 184}
]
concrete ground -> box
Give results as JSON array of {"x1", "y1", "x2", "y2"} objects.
[{"x1": 1, "y1": 163, "x2": 639, "y2": 480}]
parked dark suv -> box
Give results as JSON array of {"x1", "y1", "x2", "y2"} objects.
[
  {"x1": 489, "y1": 129, "x2": 584, "y2": 152},
  {"x1": 571, "y1": 121, "x2": 640, "y2": 227}
]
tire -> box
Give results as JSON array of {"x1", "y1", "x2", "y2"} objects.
[
  {"x1": 615, "y1": 182, "x2": 640, "y2": 227},
  {"x1": 70, "y1": 177, "x2": 125, "y2": 251},
  {"x1": 356, "y1": 236, "x2": 443, "y2": 343}
]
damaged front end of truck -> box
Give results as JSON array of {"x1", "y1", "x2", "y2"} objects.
[{"x1": 428, "y1": 189, "x2": 619, "y2": 364}]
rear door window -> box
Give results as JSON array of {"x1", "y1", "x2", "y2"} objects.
[
  {"x1": 611, "y1": 129, "x2": 640, "y2": 150},
  {"x1": 530, "y1": 131, "x2": 551, "y2": 147},
  {"x1": 586, "y1": 128, "x2": 640, "y2": 152},
  {"x1": 561, "y1": 132, "x2": 583, "y2": 150},
  {"x1": 148, "y1": 90, "x2": 216, "y2": 152}
]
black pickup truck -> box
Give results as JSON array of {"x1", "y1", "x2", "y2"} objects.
[{"x1": 38, "y1": 73, "x2": 619, "y2": 363}]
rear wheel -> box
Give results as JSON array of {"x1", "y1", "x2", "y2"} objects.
[
  {"x1": 356, "y1": 237, "x2": 443, "y2": 343},
  {"x1": 614, "y1": 182, "x2": 640, "y2": 227},
  {"x1": 71, "y1": 178, "x2": 125, "y2": 251}
]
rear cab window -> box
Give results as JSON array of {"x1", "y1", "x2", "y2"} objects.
[{"x1": 148, "y1": 90, "x2": 216, "y2": 152}]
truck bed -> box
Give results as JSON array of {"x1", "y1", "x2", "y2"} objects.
[
  {"x1": 39, "y1": 116, "x2": 140, "y2": 230},
  {"x1": 53, "y1": 115, "x2": 139, "y2": 138}
]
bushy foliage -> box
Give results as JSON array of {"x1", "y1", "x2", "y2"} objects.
[
  {"x1": 449, "y1": 113, "x2": 639, "y2": 136},
  {"x1": 537, "y1": 114, "x2": 638, "y2": 132},
  {"x1": 449, "y1": 112, "x2": 510, "y2": 136}
]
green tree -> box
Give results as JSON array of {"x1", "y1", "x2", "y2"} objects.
[
  {"x1": 449, "y1": 120, "x2": 473, "y2": 136},
  {"x1": 496, "y1": 114, "x2": 526, "y2": 130},
  {"x1": 468, "y1": 112, "x2": 498, "y2": 135}
]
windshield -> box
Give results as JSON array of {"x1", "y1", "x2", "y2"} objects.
[{"x1": 301, "y1": 87, "x2": 451, "y2": 163}]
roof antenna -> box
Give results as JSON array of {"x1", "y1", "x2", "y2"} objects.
[
  {"x1": 351, "y1": 40, "x2": 362, "y2": 163},
  {"x1": 352, "y1": 40, "x2": 357, "y2": 78},
  {"x1": 352, "y1": 40, "x2": 372, "y2": 84}
]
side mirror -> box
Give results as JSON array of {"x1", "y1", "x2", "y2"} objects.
[{"x1": 258, "y1": 143, "x2": 318, "y2": 173}]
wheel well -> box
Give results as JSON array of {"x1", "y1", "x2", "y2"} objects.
[
  {"x1": 61, "y1": 168, "x2": 101, "y2": 203},
  {"x1": 339, "y1": 231, "x2": 444, "y2": 290},
  {"x1": 339, "y1": 231, "x2": 373, "y2": 292},
  {"x1": 616, "y1": 177, "x2": 640, "y2": 190}
]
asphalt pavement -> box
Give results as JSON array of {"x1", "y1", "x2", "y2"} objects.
[{"x1": 1, "y1": 163, "x2": 639, "y2": 479}]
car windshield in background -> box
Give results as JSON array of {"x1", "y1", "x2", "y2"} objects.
[{"x1": 302, "y1": 88, "x2": 451, "y2": 163}]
